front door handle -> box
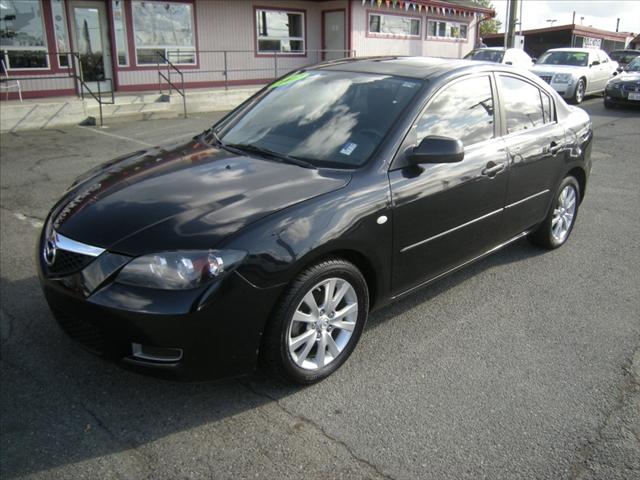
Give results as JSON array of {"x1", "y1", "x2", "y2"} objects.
[
  {"x1": 549, "y1": 141, "x2": 562, "y2": 155},
  {"x1": 481, "y1": 161, "x2": 505, "y2": 178}
]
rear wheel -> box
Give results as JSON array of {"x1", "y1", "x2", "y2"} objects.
[
  {"x1": 528, "y1": 176, "x2": 580, "y2": 249},
  {"x1": 262, "y1": 258, "x2": 369, "y2": 384}
]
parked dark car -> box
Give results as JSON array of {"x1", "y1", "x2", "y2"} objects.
[
  {"x1": 604, "y1": 56, "x2": 640, "y2": 108},
  {"x1": 609, "y1": 49, "x2": 640, "y2": 68},
  {"x1": 38, "y1": 57, "x2": 593, "y2": 384}
]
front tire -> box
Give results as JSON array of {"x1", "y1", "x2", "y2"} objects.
[
  {"x1": 262, "y1": 258, "x2": 369, "y2": 384},
  {"x1": 528, "y1": 176, "x2": 580, "y2": 249},
  {"x1": 571, "y1": 78, "x2": 586, "y2": 104}
]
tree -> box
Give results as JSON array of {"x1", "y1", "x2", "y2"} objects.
[{"x1": 472, "y1": 0, "x2": 502, "y2": 36}]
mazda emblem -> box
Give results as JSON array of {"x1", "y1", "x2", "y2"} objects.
[{"x1": 44, "y1": 232, "x2": 57, "y2": 267}]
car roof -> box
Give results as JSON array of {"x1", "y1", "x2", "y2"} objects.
[
  {"x1": 313, "y1": 56, "x2": 487, "y2": 80},
  {"x1": 546, "y1": 48, "x2": 596, "y2": 53}
]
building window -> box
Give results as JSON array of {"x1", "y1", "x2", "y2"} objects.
[
  {"x1": 112, "y1": 0, "x2": 128, "y2": 66},
  {"x1": 256, "y1": 9, "x2": 305, "y2": 54},
  {"x1": 51, "y1": 0, "x2": 70, "y2": 67},
  {"x1": 427, "y1": 20, "x2": 468, "y2": 40},
  {"x1": 132, "y1": 1, "x2": 196, "y2": 65},
  {"x1": 0, "y1": 0, "x2": 49, "y2": 69},
  {"x1": 369, "y1": 13, "x2": 420, "y2": 37}
]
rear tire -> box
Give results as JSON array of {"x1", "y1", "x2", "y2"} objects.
[
  {"x1": 528, "y1": 176, "x2": 580, "y2": 249},
  {"x1": 262, "y1": 258, "x2": 369, "y2": 384},
  {"x1": 604, "y1": 99, "x2": 614, "y2": 109}
]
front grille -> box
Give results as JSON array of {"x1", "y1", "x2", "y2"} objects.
[
  {"x1": 623, "y1": 83, "x2": 640, "y2": 92},
  {"x1": 52, "y1": 308, "x2": 105, "y2": 355},
  {"x1": 49, "y1": 249, "x2": 94, "y2": 276},
  {"x1": 539, "y1": 75, "x2": 552, "y2": 84}
]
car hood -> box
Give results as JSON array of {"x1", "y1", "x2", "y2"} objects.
[
  {"x1": 531, "y1": 64, "x2": 587, "y2": 76},
  {"x1": 51, "y1": 139, "x2": 351, "y2": 255},
  {"x1": 610, "y1": 71, "x2": 640, "y2": 83}
]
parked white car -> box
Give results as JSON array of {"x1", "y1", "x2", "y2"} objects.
[
  {"x1": 531, "y1": 48, "x2": 619, "y2": 104},
  {"x1": 464, "y1": 47, "x2": 534, "y2": 69}
]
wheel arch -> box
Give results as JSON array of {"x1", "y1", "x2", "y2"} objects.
[
  {"x1": 287, "y1": 247, "x2": 381, "y2": 311},
  {"x1": 566, "y1": 166, "x2": 587, "y2": 204}
]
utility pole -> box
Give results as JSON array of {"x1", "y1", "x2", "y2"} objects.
[
  {"x1": 616, "y1": 18, "x2": 620, "y2": 32},
  {"x1": 505, "y1": 0, "x2": 519, "y2": 49}
]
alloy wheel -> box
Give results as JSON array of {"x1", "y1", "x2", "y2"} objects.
[
  {"x1": 287, "y1": 278, "x2": 358, "y2": 370},
  {"x1": 575, "y1": 81, "x2": 585, "y2": 103},
  {"x1": 551, "y1": 185, "x2": 577, "y2": 243}
]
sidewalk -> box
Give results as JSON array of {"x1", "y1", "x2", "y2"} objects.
[{"x1": 0, "y1": 85, "x2": 260, "y2": 133}]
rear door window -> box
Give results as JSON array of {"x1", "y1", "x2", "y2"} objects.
[{"x1": 498, "y1": 75, "x2": 545, "y2": 134}]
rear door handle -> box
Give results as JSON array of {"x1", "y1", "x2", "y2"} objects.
[
  {"x1": 549, "y1": 141, "x2": 562, "y2": 155},
  {"x1": 481, "y1": 161, "x2": 505, "y2": 178}
]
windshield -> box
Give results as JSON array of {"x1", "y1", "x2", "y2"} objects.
[
  {"x1": 537, "y1": 51, "x2": 589, "y2": 67},
  {"x1": 625, "y1": 57, "x2": 640, "y2": 72},
  {"x1": 464, "y1": 49, "x2": 505, "y2": 63},
  {"x1": 219, "y1": 70, "x2": 424, "y2": 168},
  {"x1": 611, "y1": 51, "x2": 640, "y2": 64}
]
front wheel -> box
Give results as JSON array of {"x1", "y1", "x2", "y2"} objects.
[
  {"x1": 571, "y1": 79, "x2": 586, "y2": 104},
  {"x1": 262, "y1": 258, "x2": 369, "y2": 384},
  {"x1": 528, "y1": 176, "x2": 580, "y2": 249}
]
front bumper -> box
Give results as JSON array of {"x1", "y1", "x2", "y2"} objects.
[
  {"x1": 550, "y1": 82, "x2": 577, "y2": 99},
  {"x1": 604, "y1": 86, "x2": 640, "y2": 105},
  {"x1": 37, "y1": 234, "x2": 283, "y2": 381}
]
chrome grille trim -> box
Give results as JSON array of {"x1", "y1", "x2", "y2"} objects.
[{"x1": 55, "y1": 232, "x2": 105, "y2": 257}]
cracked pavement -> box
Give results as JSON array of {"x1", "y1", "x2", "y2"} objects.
[{"x1": 1, "y1": 100, "x2": 639, "y2": 479}]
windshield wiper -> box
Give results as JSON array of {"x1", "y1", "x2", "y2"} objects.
[
  {"x1": 226, "y1": 143, "x2": 317, "y2": 169},
  {"x1": 196, "y1": 128, "x2": 228, "y2": 150}
]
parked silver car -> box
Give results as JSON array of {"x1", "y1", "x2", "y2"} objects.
[
  {"x1": 464, "y1": 47, "x2": 534, "y2": 69},
  {"x1": 531, "y1": 48, "x2": 619, "y2": 104}
]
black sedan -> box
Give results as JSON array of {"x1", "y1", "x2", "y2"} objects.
[
  {"x1": 604, "y1": 56, "x2": 640, "y2": 108},
  {"x1": 38, "y1": 57, "x2": 592, "y2": 384}
]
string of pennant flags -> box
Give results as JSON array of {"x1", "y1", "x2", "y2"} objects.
[{"x1": 361, "y1": 0, "x2": 489, "y2": 19}]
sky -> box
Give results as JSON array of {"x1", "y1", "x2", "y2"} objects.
[{"x1": 491, "y1": 0, "x2": 640, "y2": 35}]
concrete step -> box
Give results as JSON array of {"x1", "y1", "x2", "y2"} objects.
[{"x1": 0, "y1": 86, "x2": 260, "y2": 132}]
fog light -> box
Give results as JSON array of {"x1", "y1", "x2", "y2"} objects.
[{"x1": 131, "y1": 343, "x2": 183, "y2": 363}]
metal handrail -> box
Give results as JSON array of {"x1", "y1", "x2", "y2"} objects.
[
  {"x1": 156, "y1": 51, "x2": 187, "y2": 118},
  {"x1": 69, "y1": 52, "x2": 115, "y2": 127},
  {"x1": 164, "y1": 49, "x2": 357, "y2": 90}
]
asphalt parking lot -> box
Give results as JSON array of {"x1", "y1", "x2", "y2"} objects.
[{"x1": 1, "y1": 98, "x2": 639, "y2": 480}]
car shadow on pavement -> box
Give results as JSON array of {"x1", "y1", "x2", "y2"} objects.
[
  {"x1": 364, "y1": 238, "x2": 547, "y2": 332},
  {"x1": 0, "y1": 238, "x2": 545, "y2": 479}
]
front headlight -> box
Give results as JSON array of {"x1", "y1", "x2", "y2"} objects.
[
  {"x1": 116, "y1": 250, "x2": 247, "y2": 290},
  {"x1": 553, "y1": 74, "x2": 573, "y2": 84}
]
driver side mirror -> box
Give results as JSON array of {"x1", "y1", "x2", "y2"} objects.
[
  {"x1": 408, "y1": 136, "x2": 464, "y2": 165},
  {"x1": 590, "y1": 60, "x2": 600, "y2": 67}
]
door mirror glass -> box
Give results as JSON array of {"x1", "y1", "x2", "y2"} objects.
[
  {"x1": 409, "y1": 136, "x2": 464, "y2": 164},
  {"x1": 590, "y1": 60, "x2": 600, "y2": 67}
]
